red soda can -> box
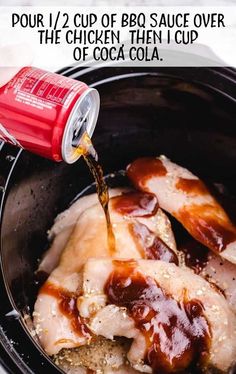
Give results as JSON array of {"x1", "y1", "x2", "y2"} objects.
[{"x1": 0, "y1": 67, "x2": 100, "y2": 163}]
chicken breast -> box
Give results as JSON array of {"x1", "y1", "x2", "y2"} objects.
[
  {"x1": 180, "y1": 240, "x2": 236, "y2": 313},
  {"x1": 127, "y1": 156, "x2": 236, "y2": 264},
  {"x1": 48, "y1": 189, "x2": 132, "y2": 240},
  {"x1": 38, "y1": 188, "x2": 177, "y2": 277},
  {"x1": 34, "y1": 189, "x2": 177, "y2": 356},
  {"x1": 33, "y1": 272, "x2": 89, "y2": 355},
  {"x1": 78, "y1": 258, "x2": 236, "y2": 373},
  {"x1": 39, "y1": 188, "x2": 130, "y2": 274},
  {"x1": 34, "y1": 155, "x2": 236, "y2": 373}
]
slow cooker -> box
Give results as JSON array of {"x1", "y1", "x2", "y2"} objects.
[{"x1": 0, "y1": 66, "x2": 235, "y2": 373}]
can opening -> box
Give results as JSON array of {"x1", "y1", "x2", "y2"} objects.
[
  {"x1": 61, "y1": 88, "x2": 100, "y2": 164},
  {"x1": 72, "y1": 123, "x2": 87, "y2": 148}
]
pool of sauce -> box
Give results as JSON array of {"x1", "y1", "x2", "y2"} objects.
[
  {"x1": 177, "y1": 204, "x2": 236, "y2": 253},
  {"x1": 112, "y1": 191, "x2": 159, "y2": 217},
  {"x1": 105, "y1": 260, "x2": 211, "y2": 374},
  {"x1": 127, "y1": 157, "x2": 167, "y2": 190},
  {"x1": 39, "y1": 282, "x2": 91, "y2": 339},
  {"x1": 130, "y1": 222, "x2": 178, "y2": 264}
]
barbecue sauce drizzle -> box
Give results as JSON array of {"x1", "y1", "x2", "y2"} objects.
[
  {"x1": 175, "y1": 178, "x2": 209, "y2": 196},
  {"x1": 177, "y1": 204, "x2": 236, "y2": 253},
  {"x1": 130, "y1": 221, "x2": 178, "y2": 264},
  {"x1": 127, "y1": 157, "x2": 167, "y2": 191},
  {"x1": 111, "y1": 191, "x2": 178, "y2": 264},
  {"x1": 105, "y1": 260, "x2": 211, "y2": 374},
  {"x1": 39, "y1": 282, "x2": 91, "y2": 340},
  {"x1": 176, "y1": 176, "x2": 236, "y2": 253},
  {"x1": 112, "y1": 191, "x2": 159, "y2": 218},
  {"x1": 127, "y1": 157, "x2": 236, "y2": 254}
]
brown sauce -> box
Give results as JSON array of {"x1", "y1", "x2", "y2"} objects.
[
  {"x1": 105, "y1": 260, "x2": 211, "y2": 374},
  {"x1": 39, "y1": 282, "x2": 91, "y2": 339},
  {"x1": 177, "y1": 204, "x2": 236, "y2": 253},
  {"x1": 130, "y1": 222, "x2": 178, "y2": 264},
  {"x1": 127, "y1": 157, "x2": 167, "y2": 190},
  {"x1": 180, "y1": 241, "x2": 209, "y2": 274},
  {"x1": 175, "y1": 178, "x2": 208, "y2": 196},
  {"x1": 112, "y1": 191, "x2": 159, "y2": 217},
  {"x1": 76, "y1": 131, "x2": 116, "y2": 254}
]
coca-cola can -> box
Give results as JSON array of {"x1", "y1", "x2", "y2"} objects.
[{"x1": 0, "y1": 67, "x2": 100, "y2": 163}]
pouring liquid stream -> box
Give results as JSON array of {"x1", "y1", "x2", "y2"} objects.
[{"x1": 74, "y1": 130, "x2": 116, "y2": 254}]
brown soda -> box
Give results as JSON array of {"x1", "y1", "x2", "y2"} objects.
[{"x1": 75, "y1": 131, "x2": 116, "y2": 254}]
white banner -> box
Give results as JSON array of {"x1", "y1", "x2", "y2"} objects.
[{"x1": 0, "y1": 6, "x2": 235, "y2": 70}]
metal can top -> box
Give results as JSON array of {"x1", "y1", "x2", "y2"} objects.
[{"x1": 61, "y1": 88, "x2": 100, "y2": 164}]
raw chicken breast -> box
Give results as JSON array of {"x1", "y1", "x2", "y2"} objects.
[
  {"x1": 38, "y1": 188, "x2": 177, "y2": 276},
  {"x1": 180, "y1": 240, "x2": 236, "y2": 313},
  {"x1": 78, "y1": 258, "x2": 236, "y2": 373},
  {"x1": 48, "y1": 188, "x2": 131, "y2": 239},
  {"x1": 33, "y1": 272, "x2": 89, "y2": 355},
  {"x1": 127, "y1": 156, "x2": 236, "y2": 264},
  {"x1": 39, "y1": 188, "x2": 130, "y2": 274},
  {"x1": 202, "y1": 254, "x2": 236, "y2": 312},
  {"x1": 34, "y1": 189, "x2": 177, "y2": 356}
]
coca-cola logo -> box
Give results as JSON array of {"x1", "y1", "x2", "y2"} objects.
[{"x1": 0, "y1": 123, "x2": 22, "y2": 147}]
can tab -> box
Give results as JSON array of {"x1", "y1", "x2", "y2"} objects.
[
  {"x1": 72, "y1": 122, "x2": 87, "y2": 148},
  {"x1": 71, "y1": 102, "x2": 91, "y2": 149},
  {"x1": 61, "y1": 87, "x2": 100, "y2": 164}
]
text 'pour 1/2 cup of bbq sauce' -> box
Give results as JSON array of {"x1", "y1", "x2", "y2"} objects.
[{"x1": 0, "y1": 66, "x2": 100, "y2": 163}]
